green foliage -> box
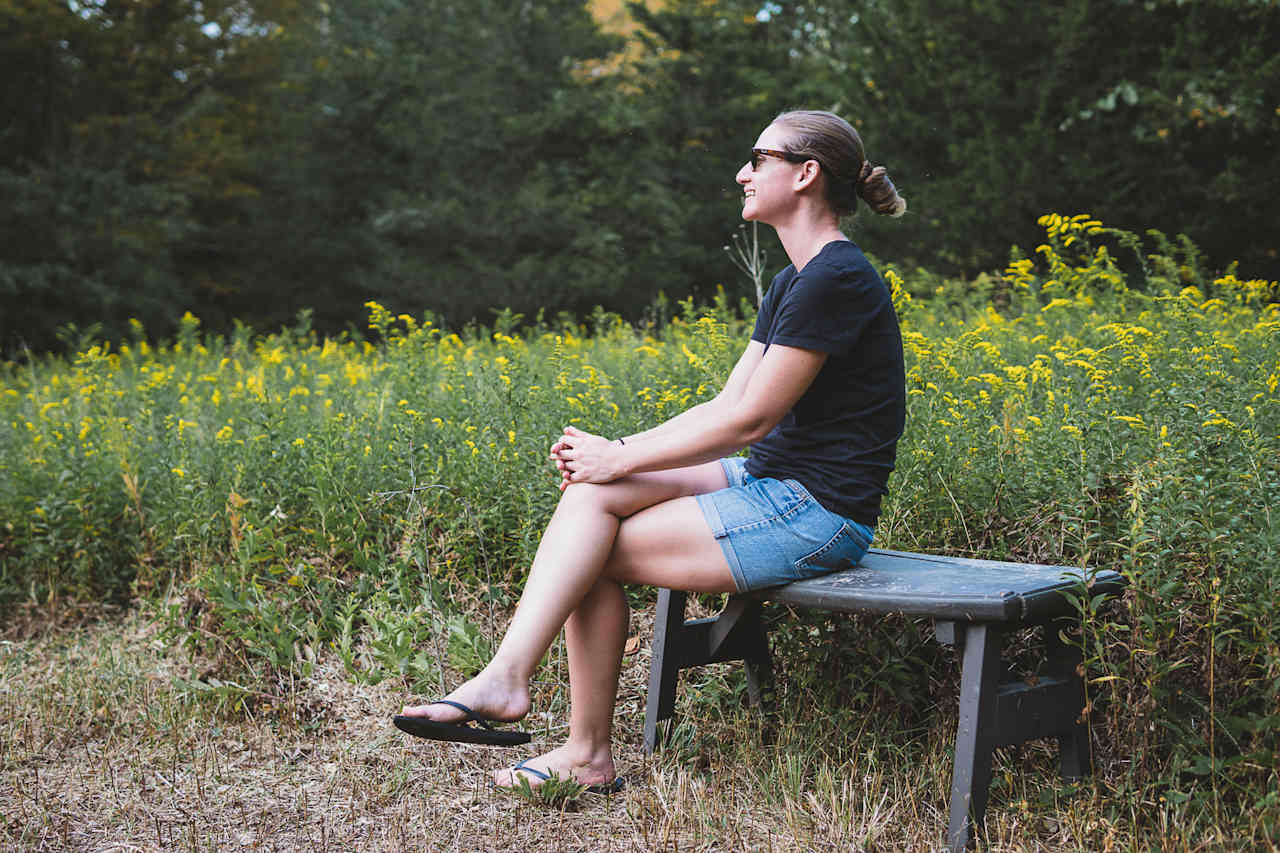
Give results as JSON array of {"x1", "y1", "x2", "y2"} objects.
[
  {"x1": 4, "y1": 0, "x2": 1277, "y2": 353},
  {"x1": 2, "y1": 217, "x2": 1278, "y2": 833},
  {"x1": 508, "y1": 770, "x2": 590, "y2": 808},
  {"x1": 789, "y1": 0, "x2": 1280, "y2": 280},
  {"x1": 0, "y1": 288, "x2": 743, "y2": 661},
  {"x1": 0, "y1": 0, "x2": 297, "y2": 352},
  {"x1": 231, "y1": 0, "x2": 637, "y2": 331}
]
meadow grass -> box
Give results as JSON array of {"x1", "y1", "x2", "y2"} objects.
[
  {"x1": 2, "y1": 606, "x2": 1271, "y2": 851},
  {"x1": 2, "y1": 215, "x2": 1279, "y2": 848}
]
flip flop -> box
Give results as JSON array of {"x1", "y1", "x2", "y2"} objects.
[
  {"x1": 393, "y1": 699, "x2": 531, "y2": 746},
  {"x1": 506, "y1": 758, "x2": 626, "y2": 795}
]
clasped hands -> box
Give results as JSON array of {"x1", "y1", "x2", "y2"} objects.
[{"x1": 549, "y1": 425, "x2": 626, "y2": 491}]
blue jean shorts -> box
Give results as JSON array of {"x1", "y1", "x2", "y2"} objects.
[{"x1": 695, "y1": 456, "x2": 874, "y2": 592}]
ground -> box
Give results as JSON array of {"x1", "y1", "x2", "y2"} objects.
[{"x1": 2, "y1": 605, "x2": 1131, "y2": 852}]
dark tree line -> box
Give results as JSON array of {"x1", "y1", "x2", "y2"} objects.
[{"x1": 2, "y1": 0, "x2": 1277, "y2": 354}]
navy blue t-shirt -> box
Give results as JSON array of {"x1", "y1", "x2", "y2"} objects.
[{"x1": 746, "y1": 240, "x2": 906, "y2": 526}]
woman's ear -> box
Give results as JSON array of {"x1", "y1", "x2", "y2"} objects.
[{"x1": 793, "y1": 159, "x2": 822, "y2": 192}]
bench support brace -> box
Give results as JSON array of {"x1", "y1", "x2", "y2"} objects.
[{"x1": 644, "y1": 590, "x2": 772, "y2": 753}]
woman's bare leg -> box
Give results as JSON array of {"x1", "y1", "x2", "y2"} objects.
[
  {"x1": 489, "y1": 574, "x2": 629, "y2": 789},
  {"x1": 492, "y1": 488, "x2": 740, "y2": 788},
  {"x1": 400, "y1": 461, "x2": 734, "y2": 762}
]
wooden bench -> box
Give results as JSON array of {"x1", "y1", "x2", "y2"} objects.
[{"x1": 643, "y1": 548, "x2": 1127, "y2": 852}]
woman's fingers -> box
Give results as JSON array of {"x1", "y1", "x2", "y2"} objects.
[
  {"x1": 550, "y1": 430, "x2": 584, "y2": 454},
  {"x1": 549, "y1": 428, "x2": 621, "y2": 486}
]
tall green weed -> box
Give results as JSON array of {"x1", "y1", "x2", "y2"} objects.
[{"x1": 1, "y1": 217, "x2": 1277, "y2": 831}]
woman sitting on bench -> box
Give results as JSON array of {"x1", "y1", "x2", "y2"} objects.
[{"x1": 395, "y1": 110, "x2": 908, "y2": 792}]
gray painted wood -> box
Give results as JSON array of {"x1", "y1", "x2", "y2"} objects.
[
  {"x1": 948, "y1": 623, "x2": 1002, "y2": 852},
  {"x1": 644, "y1": 588, "x2": 687, "y2": 753},
  {"x1": 749, "y1": 548, "x2": 1125, "y2": 623}
]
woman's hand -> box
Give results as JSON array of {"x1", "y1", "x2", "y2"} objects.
[
  {"x1": 549, "y1": 425, "x2": 625, "y2": 490},
  {"x1": 548, "y1": 434, "x2": 573, "y2": 488}
]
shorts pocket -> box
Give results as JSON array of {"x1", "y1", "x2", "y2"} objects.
[
  {"x1": 752, "y1": 477, "x2": 809, "y2": 519},
  {"x1": 794, "y1": 522, "x2": 871, "y2": 577}
]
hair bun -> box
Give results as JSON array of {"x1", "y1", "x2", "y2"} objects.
[{"x1": 856, "y1": 162, "x2": 907, "y2": 218}]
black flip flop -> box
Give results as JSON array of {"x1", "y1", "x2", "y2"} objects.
[
  {"x1": 507, "y1": 758, "x2": 626, "y2": 795},
  {"x1": 393, "y1": 699, "x2": 531, "y2": 746}
]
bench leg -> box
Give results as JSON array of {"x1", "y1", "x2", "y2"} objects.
[
  {"x1": 948, "y1": 623, "x2": 1002, "y2": 853},
  {"x1": 1046, "y1": 621, "x2": 1092, "y2": 780},
  {"x1": 744, "y1": 627, "x2": 773, "y2": 709},
  {"x1": 644, "y1": 591, "x2": 774, "y2": 753},
  {"x1": 644, "y1": 588, "x2": 688, "y2": 753}
]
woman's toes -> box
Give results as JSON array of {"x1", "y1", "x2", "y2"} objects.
[
  {"x1": 398, "y1": 700, "x2": 469, "y2": 722},
  {"x1": 494, "y1": 766, "x2": 521, "y2": 789}
]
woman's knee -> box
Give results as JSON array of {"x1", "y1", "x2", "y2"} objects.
[{"x1": 558, "y1": 481, "x2": 633, "y2": 518}]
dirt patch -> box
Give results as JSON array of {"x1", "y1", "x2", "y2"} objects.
[{"x1": 1, "y1": 608, "x2": 1151, "y2": 852}]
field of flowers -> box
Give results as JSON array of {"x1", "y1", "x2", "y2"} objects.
[{"x1": 2, "y1": 215, "x2": 1278, "y2": 839}]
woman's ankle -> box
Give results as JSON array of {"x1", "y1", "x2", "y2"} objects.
[
  {"x1": 562, "y1": 733, "x2": 615, "y2": 768},
  {"x1": 477, "y1": 659, "x2": 531, "y2": 695}
]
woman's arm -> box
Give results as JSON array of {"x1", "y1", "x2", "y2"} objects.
[
  {"x1": 555, "y1": 342, "x2": 827, "y2": 484},
  {"x1": 616, "y1": 340, "x2": 766, "y2": 445}
]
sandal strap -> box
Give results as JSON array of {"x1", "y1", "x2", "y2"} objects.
[
  {"x1": 512, "y1": 759, "x2": 551, "y2": 782},
  {"x1": 427, "y1": 699, "x2": 494, "y2": 730}
]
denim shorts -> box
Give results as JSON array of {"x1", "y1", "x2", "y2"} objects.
[{"x1": 695, "y1": 456, "x2": 874, "y2": 592}]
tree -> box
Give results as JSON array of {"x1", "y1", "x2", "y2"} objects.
[
  {"x1": 568, "y1": 0, "x2": 821, "y2": 309},
  {"x1": 795, "y1": 0, "x2": 1280, "y2": 278},
  {"x1": 4, "y1": 0, "x2": 1275, "y2": 354},
  {"x1": 0, "y1": 0, "x2": 300, "y2": 353},
  {"x1": 197, "y1": 0, "x2": 674, "y2": 330}
]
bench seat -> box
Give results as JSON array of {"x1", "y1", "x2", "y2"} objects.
[{"x1": 643, "y1": 548, "x2": 1127, "y2": 852}]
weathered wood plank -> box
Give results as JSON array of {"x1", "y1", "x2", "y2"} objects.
[{"x1": 747, "y1": 548, "x2": 1125, "y2": 624}]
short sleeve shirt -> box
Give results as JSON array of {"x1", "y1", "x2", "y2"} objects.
[{"x1": 746, "y1": 240, "x2": 906, "y2": 526}]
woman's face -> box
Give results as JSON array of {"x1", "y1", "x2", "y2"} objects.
[{"x1": 736, "y1": 123, "x2": 800, "y2": 224}]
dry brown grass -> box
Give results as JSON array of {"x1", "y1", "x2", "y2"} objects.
[{"x1": 0, "y1": 607, "x2": 1258, "y2": 853}]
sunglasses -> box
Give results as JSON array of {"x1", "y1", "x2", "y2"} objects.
[{"x1": 750, "y1": 147, "x2": 811, "y2": 170}]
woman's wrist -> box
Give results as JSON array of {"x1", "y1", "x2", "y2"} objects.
[{"x1": 612, "y1": 436, "x2": 634, "y2": 477}]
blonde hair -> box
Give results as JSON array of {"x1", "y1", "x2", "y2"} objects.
[{"x1": 773, "y1": 110, "x2": 907, "y2": 218}]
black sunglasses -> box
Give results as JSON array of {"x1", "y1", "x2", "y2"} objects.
[{"x1": 750, "y1": 147, "x2": 811, "y2": 170}]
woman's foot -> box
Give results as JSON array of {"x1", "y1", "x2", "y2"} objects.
[
  {"x1": 399, "y1": 666, "x2": 531, "y2": 724},
  {"x1": 495, "y1": 742, "x2": 617, "y2": 791}
]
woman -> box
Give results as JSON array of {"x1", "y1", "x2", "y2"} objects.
[{"x1": 395, "y1": 110, "x2": 907, "y2": 792}]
